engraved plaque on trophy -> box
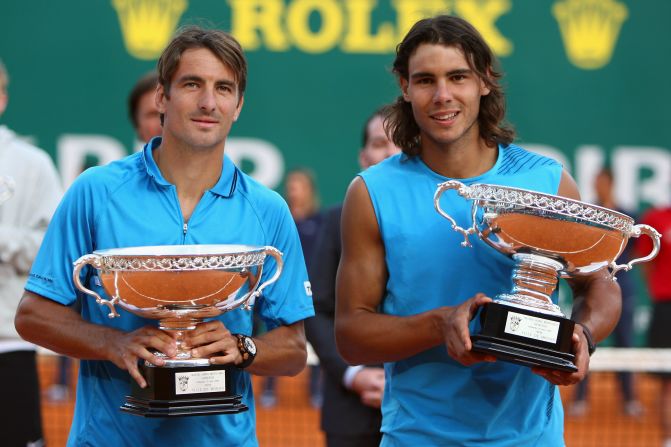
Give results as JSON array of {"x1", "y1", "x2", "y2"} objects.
[
  {"x1": 73, "y1": 244, "x2": 283, "y2": 417},
  {"x1": 434, "y1": 180, "x2": 661, "y2": 372}
]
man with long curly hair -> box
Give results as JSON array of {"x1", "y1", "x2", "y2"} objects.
[{"x1": 335, "y1": 15, "x2": 621, "y2": 446}]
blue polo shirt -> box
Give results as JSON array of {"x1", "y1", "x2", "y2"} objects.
[{"x1": 26, "y1": 138, "x2": 314, "y2": 447}]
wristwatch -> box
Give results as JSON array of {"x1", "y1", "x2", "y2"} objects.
[
  {"x1": 577, "y1": 323, "x2": 596, "y2": 356},
  {"x1": 234, "y1": 334, "x2": 257, "y2": 369}
]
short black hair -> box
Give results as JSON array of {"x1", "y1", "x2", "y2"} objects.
[{"x1": 128, "y1": 72, "x2": 158, "y2": 129}]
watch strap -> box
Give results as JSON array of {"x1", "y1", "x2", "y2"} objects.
[
  {"x1": 577, "y1": 323, "x2": 596, "y2": 356},
  {"x1": 234, "y1": 333, "x2": 256, "y2": 369}
]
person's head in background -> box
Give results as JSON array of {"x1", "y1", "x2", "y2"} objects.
[
  {"x1": 0, "y1": 59, "x2": 9, "y2": 117},
  {"x1": 285, "y1": 168, "x2": 319, "y2": 221},
  {"x1": 594, "y1": 167, "x2": 616, "y2": 209},
  {"x1": 128, "y1": 72, "x2": 162, "y2": 143},
  {"x1": 359, "y1": 108, "x2": 401, "y2": 169}
]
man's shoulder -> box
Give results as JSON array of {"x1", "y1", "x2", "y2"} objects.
[
  {"x1": 72, "y1": 152, "x2": 144, "y2": 194},
  {"x1": 236, "y1": 169, "x2": 286, "y2": 209},
  {"x1": 498, "y1": 143, "x2": 562, "y2": 175}
]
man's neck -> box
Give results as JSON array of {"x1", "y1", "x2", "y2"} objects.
[
  {"x1": 421, "y1": 135, "x2": 498, "y2": 179},
  {"x1": 154, "y1": 138, "x2": 225, "y2": 221}
]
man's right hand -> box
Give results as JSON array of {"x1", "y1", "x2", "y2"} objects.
[
  {"x1": 441, "y1": 293, "x2": 497, "y2": 366},
  {"x1": 104, "y1": 325, "x2": 177, "y2": 388},
  {"x1": 351, "y1": 367, "x2": 385, "y2": 408}
]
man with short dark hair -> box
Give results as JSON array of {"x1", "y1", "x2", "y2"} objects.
[
  {"x1": 336, "y1": 16, "x2": 621, "y2": 445},
  {"x1": 128, "y1": 72, "x2": 162, "y2": 144},
  {"x1": 15, "y1": 27, "x2": 313, "y2": 446}
]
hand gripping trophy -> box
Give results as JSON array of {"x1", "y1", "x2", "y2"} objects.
[
  {"x1": 73, "y1": 244, "x2": 283, "y2": 417},
  {"x1": 435, "y1": 180, "x2": 661, "y2": 372}
]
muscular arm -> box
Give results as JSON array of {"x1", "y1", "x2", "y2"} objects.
[
  {"x1": 335, "y1": 177, "x2": 492, "y2": 366},
  {"x1": 186, "y1": 320, "x2": 307, "y2": 377},
  {"x1": 15, "y1": 290, "x2": 177, "y2": 387},
  {"x1": 533, "y1": 170, "x2": 622, "y2": 385}
]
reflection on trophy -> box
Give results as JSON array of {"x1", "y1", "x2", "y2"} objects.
[
  {"x1": 73, "y1": 244, "x2": 283, "y2": 417},
  {"x1": 434, "y1": 180, "x2": 660, "y2": 372},
  {"x1": 0, "y1": 176, "x2": 14, "y2": 205}
]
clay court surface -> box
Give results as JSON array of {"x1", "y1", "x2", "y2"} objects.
[{"x1": 38, "y1": 355, "x2": 662, "y2": 446}]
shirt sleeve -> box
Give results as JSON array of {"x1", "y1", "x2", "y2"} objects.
[
  {"x1": 25, "y1": 169, "x2": 100, "y2": 305},
  {"x1": 254, "y1": 196, "x2": 315, "y2": 330}
]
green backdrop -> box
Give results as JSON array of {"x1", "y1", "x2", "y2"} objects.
[{"x1": 1, "y1": 0, "x2": 668, "y2": 341}]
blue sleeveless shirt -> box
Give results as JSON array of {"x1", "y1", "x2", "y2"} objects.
[{"x1": 360, "y1": 144, "x2": 565, "y2": 446}]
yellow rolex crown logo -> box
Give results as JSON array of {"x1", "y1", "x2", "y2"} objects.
[
  {"x1": 112, "y1": 0, "x2": 187, "y2": 60},
  {"x1": 553, "y1": 0, "x2": 628, "y2": 70}
]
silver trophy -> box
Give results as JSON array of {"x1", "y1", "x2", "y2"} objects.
[
  {"x1": 73, "y1": 244, "x2": 283, "y2": 417},
  {"x1": 0, "y1": 176, "x2": 15, "y2": 205},
  {"x1": 434, "y1": 180, "x2": 660, "y2": 371}
]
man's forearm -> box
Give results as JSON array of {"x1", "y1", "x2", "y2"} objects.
[
  {"x1": 336, "y1": 307, "x2": 447, "y2": 365},
  {"x1": 15, "y1": 291, "x2": 119, "y2": 360},
  {"x1": 570, "y1": 273, "x2": 622, "y2": 342},
  {"x1": 246, "y1": 321, "x2": 307, "y2": 377}
]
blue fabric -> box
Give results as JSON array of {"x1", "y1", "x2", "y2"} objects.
[
  {"x1": 26, "y1": 138, "x2": 314, "y2": 447},
  {"x1": 360, "y1": 144, "x2": 565, "y2": 447}
]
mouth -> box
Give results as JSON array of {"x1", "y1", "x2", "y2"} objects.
[
  {"x1": 191, "y1": 117, "x2": 219, "y2": 128},
  {"x1": 431, "y1": 111, "x2": 459, "y2": 124}
]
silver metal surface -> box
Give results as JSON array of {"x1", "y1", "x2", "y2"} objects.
[
  {"x1": 434, "y1": 180, "x2": 661, "y2": 316},
  {"x1": 73, "y1": 244, "x2": 284, "y2": 361}
]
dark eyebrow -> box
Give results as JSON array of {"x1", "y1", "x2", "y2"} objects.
[
  {"x1": 176, "y1": 75, "x2": 204, "y2": 85},
  {"x1": 409, "y1": 68, "x2": 473, "y2": 80}
]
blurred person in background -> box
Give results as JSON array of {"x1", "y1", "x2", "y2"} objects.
[
  {"x1": 128, "y1": 71, "x2": 162, "y2": 146},
  {"x1": 569, "y1": 167, "x2": 643, "y2": 417},
  {"x1": 285, "y1": 167, "x2": 324, "y2": 408},
  {"x1": 637, "y1": 204, "x2": 671, "y2": 447},
  {"x1": 305, "y1": 108, "x2": 400, "y2": 446},
  {"x1": 0, "y1": 57, "x2": 62, "y2": 446}
]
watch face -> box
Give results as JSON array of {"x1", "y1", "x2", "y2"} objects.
[{"x1": 244, "y1": 337, "x2": 257, "y2": 356}]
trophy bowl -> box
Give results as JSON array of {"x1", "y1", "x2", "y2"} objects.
[
  {"x1": 0, "y1": 176, "x2": 15, "y2": 205},
  {"x1": 73, "y1": 244, "x2": 283, "y2": 417},
  {"x1": 434, "y1": 180, "x2": 661, "y2": 371}
]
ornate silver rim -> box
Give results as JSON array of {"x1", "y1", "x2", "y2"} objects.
[
  {"x1": 98, "y1": 252, "x2": 267, "y2": 272},
  {"x1": 468, "y1": 184, "x2": 633, "y2": 233}
]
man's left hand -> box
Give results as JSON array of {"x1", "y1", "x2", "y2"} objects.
[
  {"x1": 531, "y1": 325, "x2": 589, "y2": 386},
  {"x1": 184, "y1": 320, "x2": 243, "y2": 366}
]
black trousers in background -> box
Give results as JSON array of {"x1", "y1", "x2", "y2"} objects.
[
  {"x1": 0, "y1": 350, "x2": 44, "y2": 447},
  {"x1": 326, "y1": 433, "x2": 382, "y2": 447}
]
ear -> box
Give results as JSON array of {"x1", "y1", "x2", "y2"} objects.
[
  {"x1": 0, "y1": 91, "x2": 7, "y2": 116},
  {"x1": 480, "y1": 70, "x2": 492, "y2": 96},
  {"x1": 155, "y1": 84, "x2": 166, "y2": 114},
  {"x1": 480, "y1": 78, "x2": 491, "y2": 96},
  {"x1": 399, "y1": 77, "x2": 410, "y2": 102},
  {"x1": 233, "y1": 94, "x2": 245, "y2": 122}
]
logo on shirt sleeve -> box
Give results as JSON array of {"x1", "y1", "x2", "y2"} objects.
[{"x1": 303, "y1": 281, "x2": 312, "y2": 297}]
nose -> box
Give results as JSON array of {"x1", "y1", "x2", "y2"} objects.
[
  {"x1": 198, "y1": 88, "x2": 216, "y2": 113},
  {"x1": 433, "y1": 79, "x2": 453, "y2": 103}
]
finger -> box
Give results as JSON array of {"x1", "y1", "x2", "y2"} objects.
[
  {"x1": 209, "y1": 351, "x2": 238, "y2": 366},
  {"x1": 189, "y1": 320, "x2": 226, "y2": 337},
  {"x1": 125, "y1": 359, "x2": 147, "y2": 388}
]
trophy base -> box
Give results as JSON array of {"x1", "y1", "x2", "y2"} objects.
[
  {"x1": 471, "y1": 302, "x2": 577, "y2": 373},
  {"x1": 121, "y1": 362, "x2": 249, "y2": 417}
]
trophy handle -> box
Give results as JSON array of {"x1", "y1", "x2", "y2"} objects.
[
  {"x1": 241, "y1": 247, "x2": 284, "y2": 311},
  {"x1": 610, "y1": 224, "x2": 662, "y2": 276},
  {"x1": 73, "y1": 254, "x2": 120, "y2": 318},
  {"x1": 434, "y1": 180, "x2": 476, "y2": 247}
]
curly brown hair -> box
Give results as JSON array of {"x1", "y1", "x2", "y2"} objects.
[{"x1": 383, "y1": 15, "x2": 514, "y2": 156}]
